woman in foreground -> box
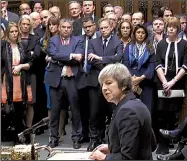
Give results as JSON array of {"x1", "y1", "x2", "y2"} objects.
[{"x1": 90, "y1": 63, "x2": 154, "y2": 160}]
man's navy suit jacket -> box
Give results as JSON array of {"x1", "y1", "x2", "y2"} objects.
[
  {"x1": 86, "y1": 35, "x2": 123, "y2": 87},
  {"x1": 44, "y1": 35, "x2": 84, "y2": 88}
]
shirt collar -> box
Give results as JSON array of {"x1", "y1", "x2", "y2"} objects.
[
  {"x1": 102, "y1": 35, "x2": 111, "y2": 42},
  {"x1": 86, "y1": 32, "x2": 97, "y2": 40}
]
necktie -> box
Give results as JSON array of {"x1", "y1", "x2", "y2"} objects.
[
  {"x1": 103, "y1": 39, "x2": 108, "y2": 55},
  {"x1": 83, "y1": 36, "x2": 91, "y2": 73}
]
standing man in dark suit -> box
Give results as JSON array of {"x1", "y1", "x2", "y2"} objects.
[
  {"x1": 77, "y1": 16, "x2": 99, "y2": 143},
  {"x1": 1, "y1": 0, "x2": 19, "y2": 23},
  {"x1": 45, "y1": 18, "x2": 84, "y2": 149},
  {"x1": 86, "y1": 18, "x2": 123, "y2": 151}
]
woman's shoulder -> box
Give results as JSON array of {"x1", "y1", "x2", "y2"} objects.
[{"x1": 179, "y1": 38, "x2": 187, "y2": 45}]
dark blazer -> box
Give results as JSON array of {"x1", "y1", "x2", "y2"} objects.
[
  {"x1": 106, "y1": 92, "x2": 153, "y2": 160},
  {"x1": 44, "y1": 35, "x2": 84, "y2": 88},
  {"x1": 34, "y1": 26, "x2": 46, "y2": 38},
  {"x1": 76, "y1": 33, "x2": 100, "y2": 89},
  {"x1": 86, "y1": 35, "x2": 123, "y2": 87},
  {"x1": 21, "y1": 34, "x2": 41, "y2": 74},
  {"x1": 7, "y1": 11, "x2": 19, "y2": 23}
]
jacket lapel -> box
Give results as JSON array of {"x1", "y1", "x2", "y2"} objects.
[{"x1": 97, "y1": 37, "x2": 104, "y2": 56}]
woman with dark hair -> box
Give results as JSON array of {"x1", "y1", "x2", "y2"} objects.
[
  {"x1": 155, "y1": 17, "x2": 187, "y2": 155},
  {"x1": 1, "y1": 22, "x2": 35, "y2": 144},
  {"x1": 122, "y1": 24, "x2": 155, "y2": 112},
  {"x1": 118, "y1": 20, "x2": 132, "y2": 50},
  {"x1": 41, "y1": 16, "x2": 67, "y2": 142}
]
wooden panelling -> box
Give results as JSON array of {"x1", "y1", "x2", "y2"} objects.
[{"x1": 8, "y1": 0, "x2": 187, "y2": 22}]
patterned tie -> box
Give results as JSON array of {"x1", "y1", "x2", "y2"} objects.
[
  {"x1": 103, "y1": 39, "x2": 108, "y2": 55},
  {"x1": 83, "y1": 36, "x2": 92, "y2": 73}
]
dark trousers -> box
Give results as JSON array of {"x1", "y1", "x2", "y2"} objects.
[
  {"x1": 50, "y1": 77, "x2": 82, "y2": 142},
  {"x1": 88, "y1": 86, "x2": 106, "y2": 141},
  {"x1": 78, "y1": 87, "x2": 89, "y2": 138}
]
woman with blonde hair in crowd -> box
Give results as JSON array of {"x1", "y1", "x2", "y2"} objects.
[
  {"x1": 155, "y1": 16, "x2": 187, "y2": 155},
  {"x1": 18, "y1": 14, "x2": 41, "y2": 133},
  {"x1": 1, "y1": 22, "x2": 35, "y2": 144},
  {"x1": 41, "y1": 16, "x2": 67, "y2": 142}
]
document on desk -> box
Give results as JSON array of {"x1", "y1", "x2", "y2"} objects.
[{"x1": 47, "y1": 152, "x2": 92, "y2": 160}]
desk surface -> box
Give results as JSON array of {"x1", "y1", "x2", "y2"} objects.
[{"x1": 47, "y1": 152, "x2": 92, "y2": 160}]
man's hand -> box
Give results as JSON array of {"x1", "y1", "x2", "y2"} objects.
[
  {"x1": 89, "y1": 149, "x2": 106, "y2": 160},
  {"x1": 88, "y1": 53, "x2": 102, "y2": 61},
  {"x1": 72, "y1": 54, "x2": 83, "y2": 62}
]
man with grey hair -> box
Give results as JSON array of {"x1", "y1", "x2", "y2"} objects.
[
  {"x1": 114, "y1": 6, "x2": 124, "y2": 21},
  {"x1": 30, "y1": 12, "x2": 41, "y2": 29},
  {"x1": 45, "y1": 18, "x2": 84, "y2": 149},
  {"x1": 69, "y1": 1, "x2": 82, "y2": 19},
  {"x1": 49, "y1": 6, "x2": 61, "y2": 19},
  {"x1": 85, "y1": 18, "x2": 123, "y2": 151}
]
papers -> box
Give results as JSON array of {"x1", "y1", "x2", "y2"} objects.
[{"x1": 47, "y1": 152, "x2": 92, "y2": 160}]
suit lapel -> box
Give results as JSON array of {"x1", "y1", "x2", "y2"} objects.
[
  {"x1": 105, "y1": 37, "x2": 113, "y2": 55},
  {"x1": 96, "y1": 37, "x2": 104, "y2": 56}
]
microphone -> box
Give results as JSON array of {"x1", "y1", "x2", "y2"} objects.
[
  {"x1": 18, "y1": 117, "x2": 50, "y2": 141},
  {"x1": 31, "y1": 117, "x2": 50, "y2": 130}
]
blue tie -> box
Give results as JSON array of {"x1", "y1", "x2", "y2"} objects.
[{"x1": 103, "y1": 39, "x2": 107, "y2": 55}]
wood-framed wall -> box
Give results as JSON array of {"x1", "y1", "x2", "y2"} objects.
[{"x1": 10, "y1": 0, "x2": 187, "y2": 22}]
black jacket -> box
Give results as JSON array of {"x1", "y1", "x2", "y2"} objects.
[{"x1": 106, "y1": 92, "x2": 154, "y2": 160}]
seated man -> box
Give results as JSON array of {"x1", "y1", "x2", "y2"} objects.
[
  {"x1": 157, "y1": 117, "x2": 187, "y2": 160},
  {"x1": 159, "y1": 117, "x2": 187, "y2": 140}
]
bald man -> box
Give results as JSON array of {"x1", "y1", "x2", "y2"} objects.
[
  {"x1": 132, "y1": 12, "x2": 144, "y2": 27},
  {"x1": 30, "y1": 12, "x2": 41, "y2": 29},
  {"x1": 40, "y1": 10, "x2": 51, "y2": 27},
  {"x1": 19, "y1": 3, "x2": 31, "y2": 15},
  {"x1": 49, "y1": 6, "x2": 61, "y2": 19},
  {"x1": 34, "y1": 10, "x2": 51, "y2": 38}
]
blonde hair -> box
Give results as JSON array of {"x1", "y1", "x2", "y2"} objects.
[
  {"x1": 18, "y1": 14, "x2": 34, "y2": 35},
  {"x1": 5, "y1": 22, "x2": 21, "y2": 43},
  {"x1": 166, "y1": 16, "x2": 180, "y2": 33}
]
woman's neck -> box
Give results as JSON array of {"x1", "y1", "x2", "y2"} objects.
[
  {"x1": 114, "y1": 93, "x2": 125, "y2": 105},
  {"x1": 52, "y1": 32, "x2": 58, "y2": 36},
  {"x1": 168, "y1": 36, "x2": 178, "y2": 42},
  {"x1": 10, "y1": 41, "x2": 17, "y2": 47},
  {"x1": 121, "y1": 36, "x2": 130, "y2": 43}
]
